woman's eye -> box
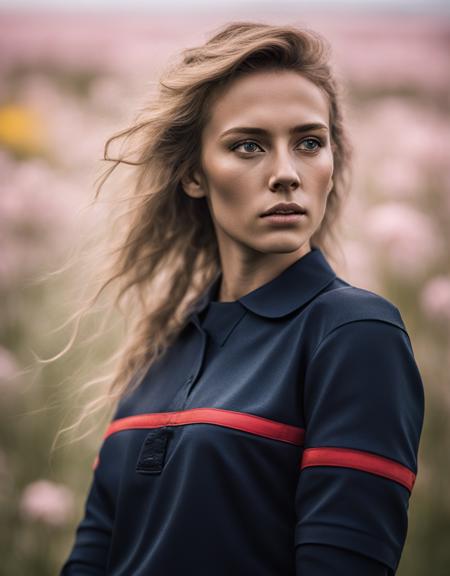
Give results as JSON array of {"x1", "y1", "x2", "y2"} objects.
[
  {"x1": 299, "y1": 138, "x2": 322, "y2": 152},
  {"x1": 231, "y1": 141, "x2": 262, "y2": 153}
]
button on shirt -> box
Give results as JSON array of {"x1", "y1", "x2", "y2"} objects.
[{"x1": 61, "y1": 247, "x2": 425, "y2": 575}]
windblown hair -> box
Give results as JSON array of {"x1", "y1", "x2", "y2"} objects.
[{"x1": 49, "y1": 21, "x2": 353, "y2": 442}]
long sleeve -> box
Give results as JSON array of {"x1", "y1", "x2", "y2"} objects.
[
  {"x1": 60, "y1": 436, "x2": 116, "y2": 574},
  {"x1": 296, "y1": 543, "x2": 389, "y2": 575},
  {"x1": 295, "y1": 319, "x2": 425, "y2": 575},
  {"x1": 60, "y1": 475, "x2": 112, "y2": 574}
]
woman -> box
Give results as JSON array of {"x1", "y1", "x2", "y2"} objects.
[{"x1": 60, "y1": 22, "x2": 424, "y2": 575}]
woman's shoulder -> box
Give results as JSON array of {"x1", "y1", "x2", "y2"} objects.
[{"x1": 304, "y1": 280, "x2": 409, "y2": 343}]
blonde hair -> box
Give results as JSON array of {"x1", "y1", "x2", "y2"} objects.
[{"x1": 47, "y1": 21, "x2": 353, "y2": 443}]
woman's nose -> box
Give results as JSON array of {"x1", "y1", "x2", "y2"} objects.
[{"x1": 268, "y1": 150, "x2": 301, "y2": 192}]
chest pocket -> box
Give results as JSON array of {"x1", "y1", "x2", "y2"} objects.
[{"x1": 136, "y1": 427, "x2": 173, "y2": 474}]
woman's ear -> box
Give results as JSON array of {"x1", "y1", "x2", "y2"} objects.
[{"x1": 181, "y1": 169, "x2": 207, "y2": 199}]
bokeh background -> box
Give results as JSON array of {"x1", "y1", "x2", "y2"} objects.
[{"x1": 0, "y1": 0, "x2": 449, "y2": 574}]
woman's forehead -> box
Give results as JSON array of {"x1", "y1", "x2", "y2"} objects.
[{"x1": 203, "y1": 70, "x2": 330, "y2": 138}]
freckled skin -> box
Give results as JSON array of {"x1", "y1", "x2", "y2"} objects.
[{"x1": 182, "y1": 70, "x2": 335, "y2": 301}]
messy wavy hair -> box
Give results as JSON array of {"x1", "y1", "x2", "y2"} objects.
[{"x1": 48, "y1": 21, "x2": 353, "y2": 442}]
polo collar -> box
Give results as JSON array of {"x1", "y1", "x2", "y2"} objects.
[{"x1": 188, "y1": 246, "x2": 337, "y2": 322}]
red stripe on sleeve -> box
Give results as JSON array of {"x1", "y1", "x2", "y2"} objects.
[{"x1": 300, "y1": 446, "x2": 416, "y2": 491}]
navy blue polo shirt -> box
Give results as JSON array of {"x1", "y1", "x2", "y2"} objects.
[{"x1": 61, "y1": 246, "x2": 424, "y2": 575}]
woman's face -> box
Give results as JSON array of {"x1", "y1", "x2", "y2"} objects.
[{"x1": 182, "y1": 69, "x2": 335, "y2": 262}]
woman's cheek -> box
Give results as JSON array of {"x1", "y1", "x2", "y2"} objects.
[
  {"x1": 302, "y1": 157, "x2": 333, "y2": 195},
  {"x1": 207, "y1": 187, "x2": 243, "y2": 231}
]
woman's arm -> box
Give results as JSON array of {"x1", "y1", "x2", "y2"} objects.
[
  {"x1": 297, "y1": 543, "x2": 390, "y2": 575},
  {"x1": 295, "y1": 319, "x2": 424, "y2": 575},
  {"x1": 59, "y1": 430, "x2": 117, "y2": 575},
  {"x1": 60, "y1": 460, "x2": 114, "y2": 575}
]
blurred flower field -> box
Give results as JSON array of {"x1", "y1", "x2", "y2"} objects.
[{"x1": 0, "y1": 6, "x2": 449, "y2": 575}]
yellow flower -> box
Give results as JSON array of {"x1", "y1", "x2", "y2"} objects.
[{"x1": 0, "y1": 104, "x2": 46, "y2": 155}]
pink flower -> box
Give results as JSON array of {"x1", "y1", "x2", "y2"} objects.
[
  {"x1": 420, "y1": 275, "x2": 450, "y2": 322},
  {"x1": 0, "y1": 346, "x2": 20, "y2": 387},
  {"x1": 364, "y1": 202, "x2": 442, "y2": 279},
  {"x1": 339, "y1": 239, "x2": 382, "y2": 293},
  {"x1": 19, "y1": 480, "x2": 75, "y2": 526},
  {"x1": 360, "y1": 98, "x2": 450, "y2": 172},
  {"x1": 373, "y1": 157, "x2": 424, "y2": 200}
]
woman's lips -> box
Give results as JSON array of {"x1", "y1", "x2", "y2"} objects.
[{"x1": 260, "y1": 213, "x2": 305, "y2": 224}]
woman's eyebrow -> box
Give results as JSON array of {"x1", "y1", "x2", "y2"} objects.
[{"x1": 219, "y1": 122, "x2": 329, "y2": 138}]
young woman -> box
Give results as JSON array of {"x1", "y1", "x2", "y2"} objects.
[{"x1": 60, "y1": 22, "x2": 424, "y2": 575}]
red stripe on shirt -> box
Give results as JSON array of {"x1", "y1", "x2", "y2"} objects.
[
  {"x1": 92, "y1": 408, "x2": 305, "y2": 470},
  {"x1": 300, "y1": 446, "x2": 416, "y2": 491}
]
